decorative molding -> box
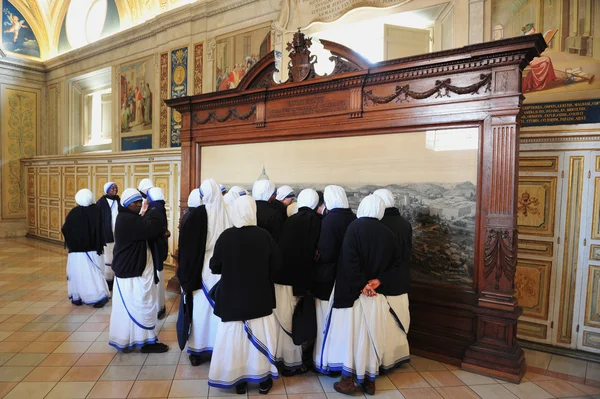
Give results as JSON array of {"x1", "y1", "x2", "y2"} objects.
[
  {"x1": 192, "y1": 106, "x2": 256, "y2": 125},
  {"x1": 206, "y1": 39, "x2": 217, "y2": 62},
  {"x1": 521, "y1": 135, "x2": 600, "y2": 144},
  {"x1": 484, "y1": 229, "x2": 517, "y2": 290},
  {"x1": 329, "y1": 54, "x2": 362, "y2": 75},
  {"x1": 363, "y1": 73, "x2": 492, "y2": 106},
  {"x1": 491, "y1": 125, "x2": 516, "y2": 215},
  {"x1": 193, "y1": 43, "x2": 204, "y2": 95},
  {"x1": 159, "y1": 52, "x2": 169, "y2": 148}
]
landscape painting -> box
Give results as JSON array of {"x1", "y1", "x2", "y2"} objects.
[
  {"x1": 201, "y1": 129, "x2": 480, "y2": 287},
  {"x1": 2, "y1": 0, "x2": 40, "y2": 58},
  {"x1": 120, "y1": 57, "x2": 154, "y2": 134},
  {"x1": 214, "y1": 25, "x2": 271, "y2": 92}
]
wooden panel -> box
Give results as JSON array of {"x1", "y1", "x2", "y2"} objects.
[
  {"x1": 517, "y1": 321, "x2": 547, "y2": 339},
  {"x1": 49, "y1": 174, "x2": 59, "y2": 198},
  {"x1": 49, "y1": 208, "x2": 60, "y2": 231},
  {"x1": 596, "y1": 156, "x2": 600, "y2": 172},
  {"x1": 95, "y1": 175, "x2": 109, "y2": 199},
  {"x1": 517, "y1": 177, "x2": 557, "y2": 237},
  {"x1": 134, "y1": 165, "x2": 150, "y2": 173},
  {"x1": 27, "y1": 203, "x2": 36, "y2": 227},
  {"x1": 583, "y1": 331, "x2": 600, "y2": 350},
  {"x1": 77, "y1": 176, "x2": 89, "y2": 191},
  {"x1": 152, "y1": 164, "x2": 171, "y2": 173},
  {"x1": 110, "y1": 165, "x2": 126, "y2": 174},
  {"x1": 585, "y1": 265, "x2": 600, "y2": 328},
  {"x1": 591, "y1": 245, "x2": 600, "y2": 261},
  {"x1": 515, "y1": 259, "x2": 552, "y2": 320},
  {"x1": 518, "y1": 239, "x2": 553, "y2": 257},
  {"x1": 96, "y1": 166, "x2": 109, "y2": 174},
  {"x1": 520, "y1": 156, "x2": 559, "y2": 172},
  {"x1": 27, "y1": 168, "x2": 35, "y2": 198},
  {"x1": 76, "y1": 166, "x2": 88, "y2": 174},
  {"x1": 558, "y1": 156, "x2": 585, "y2": 344},
  {"x1": 154, "y1": 176, "x2": 170, "y2": 203},
  {"x1": 39, "y1": 206, "x2": 48, "y2": 229},
  {"x1": 592, "y1": 178, "x2": 600, "y2": 240},
  {"x1": 39, "y1": 174, "x2": 49, "y2": 198}
]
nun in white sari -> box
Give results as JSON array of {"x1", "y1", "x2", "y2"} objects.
[
  {"x1": 320, "y1": 195, "x2": 410, "y2": 395},
  {"x1": 62, "y1": 189, "x2": 110, "y2": 308},
  {"x1": 187, "y1": 179, "x2": 232, "y2": 364}
]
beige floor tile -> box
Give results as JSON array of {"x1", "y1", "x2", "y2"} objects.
[
  {"x1": 87, "y1": 380, "x2": 135, "y2": 398},
  {"x1": 144, "y1": 352, "x2": 181, "y2": 366},
  {"x1": 95, "y1": 332, "x2": 110, "y2": 342},
  {"x1": 19, "y1": 340, "x2": 62, "y2": 353},
  {"x1": 435, "y1": 386, "x2": 479, "y2": 399},
  {"x1": 86, "y1": 341, "x2": 119, "y2": 353},
  {"x1": 127, "y1": 380, "x2": 172, "y2": 398},
  {"x1": 534, "y1": 379, "x2": 587, "y2": 397},
  {"x1": 36, "y1": 331, "x2": 72, "y2": 342},
  {"x1": 169, "y1": 379, "x2": 209, "y2": 397},
  {"x1": 451, "y1": 371, "x2": 497, "y2": 385},
  {"x1": 0, "y1": 353, "x2": 15, "y2": 366},
  {"x1": 0, "y1": 366, "x2": 34, "y2": 382},
  {"x1": 363, "y1": 390, "x2": 404, "y2": 398},
  {"x1": 53, "y1": 341, "x2": 92, "y2": 353},
  {"x1": 174, "y1": 364, "x2": 211, "y2": 380},
  {"x1": 45, "y1": 381, "x2": 95, "y2": 398},
  {"x1": 547, "y1": 355, "x2": 588, "y2": 379},
  {"x1": 399, "y1": 387, "x2": 442, "y2": 398},
  {"x1": 0, "y1": 382, "x2": 18, "y2": 398},
  {"x1": 77, "y1": 322, "x2": 108, "y2": 332},
  {"x1": 419, "y1": 372, "x2": 464, "y2": 388},
  {"x1": 61, "y1": 365, "x2": 106, "y2": 382},
  {"x1": 2, "y1": 381, "x2": 56, "y2": 399},
  {"x1": 74, "y1": 353, "x2": 115, "y2": 366},
  {"x1": 0, "y1": 341, "x2": 29, "y2": 353},
  {"x1": 502, "y1": 381, "x2": 553, "y2": 399},
  {"x1": 318, "y1": 375, "x2": 342, "y2": 393},
  {"x1": 60, "y1": 315, "x2": 91, "y2": 323},
  {"x1": 100, "y1": 365, "x2": 142, "y2": 381},
  {"x1": 286, "y1": 394, "x2": 327, "y2": 399},
  {"x1": 110, "y1": 352, "x2": 148, "y2": 366},
  {"x1": 3, "y1": 353, "x2": 47, "y2": 367},
  {"x1": 32, "y1": 314, "x2": 63, "y2": 323},
  {"x1": 409, "y1": 358, "x2": 447, "y2": 372},
  {"x1": 17, "y1": 323, "x2": 54, "y2": 332},
  {"x1": 39, "y1": 353, "x2": 81, "y2": 367},
  {"x1": 137, "y1": 365, "x2": 177, "y2": 380},
  {"x1": 587, "y1": 361, "x2": 600, "y2": 382},
  {"x1": 0, "y1": 332, "x2": 11, "y2": 342},
  {"x1": 48, "y1": 322, "x2": 82, "y2": 332},
  {"x1": 3, "y1": 332, "x2": 42, "y2": 342},
  {"x1": 469, "y1": 384, "x2": 517, "y2": 399},
  {"x1": 389, "y1": 372, "x2": 431, "y2": 389},
  {"x1": 524, "y1": 372, "x2": 555, "y2": 382},
  {"x1": 284, "y1": 376, "x2": 325, "y2": 394},
  {"x1": 325, "y1": 392, "x2": 366, "y2": 399},
  {"x1": 569, "y1": 381, "x2": 600, "y2": 395},
  {"x1": 0, "y1": 323, "x2": 26, "y2": 333},
  {"x1": 22, "y1": 366, "x2": 70, "y2": 382},
  {"x1": 65, "y1": 331, "x2": 101, "y2": 341}
]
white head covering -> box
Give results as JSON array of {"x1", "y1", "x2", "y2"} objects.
[
  {"x1": 297, "y1": 189, "x2": 319, "y2": 210},
  {"x1": 138, "y1": 178, "x2": 154, "y2": 194},
  {"x1": 276, "y1": 185, "x2": 295, "y2": 201},
  {"x1": 103, "y1": 182, "x2": 116, "y2": 194},
  {"x1": 324, "y1": 185, "x2": 349, "y2": 210},
  {"x1": 287, "y1": 202, "x2": 298, "y2": 217},
  {"x1": 252, "y1": 179, "x2": 276, "y2": 201},
  {"x1": 187, "y1": 189, "x2": 201, "y2": 208},
  {"x1": 200, "y1": 178, "x2": 232, "y2": 251},
  {"x1": 373, "y1": 189, "x2": 395, "y2": 208},
  {"x1": 357, "y1": 194, "x2": 385, "y2": 220},
  {"x1": 121, "y1": 188, "x2": 143, "y2": 208},
  {"x1": 75, "y1": 189, "x2": 94, "y2": 207},
  {"x1": 147, "y1": 187, "x2": 165, "y2": 202},
  {"x1": 219, "y1": 184, "x2": 226, "y2": 193},
  {"x1": 231, "y1": 196, "x2": 257, "y2": 228}
]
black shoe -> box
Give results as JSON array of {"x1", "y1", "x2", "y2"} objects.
[
  {"x1": 93, "y1": 298, "x2": 109, "y2": 308},
  {"x1": 71, "y1": 299, "x2": 83, "y2": 306},
  {"x1": 189, "y1": 354, "x2": 203, "y2": 366},
  {"x1": 236, "y1": 382, "x2": 247, "y2": 394},
  {"x1": 157, "y1": 307, "x2": 166, "y2": 320},
  {"x1": 141, "y1": 343, "x2": 169, "y2": 353},
  {"x1": 282, "y1": 365, "x2": 308, "y2": 377},
  {"x1": 259, "y1": 378, "x2": 273, "y2": 395}
]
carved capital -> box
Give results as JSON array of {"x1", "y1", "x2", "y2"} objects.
[
  {"x1": 484, "y1": 228, "x2": 517, "y2": 291},
  {"x1": 206, "y1": 39, "x2": 217, "y2": 62}
]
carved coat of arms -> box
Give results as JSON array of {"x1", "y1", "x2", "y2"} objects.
[{"x1": 286, "y1": 29, "x2": 317, "y2": 83}]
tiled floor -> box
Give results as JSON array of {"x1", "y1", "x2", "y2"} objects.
[{"x1": 1, "y1": 238, "x2": 600, "y2": 398}]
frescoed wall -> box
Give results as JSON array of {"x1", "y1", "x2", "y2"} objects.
[
  {"x1": 1, "y1": 0, "x2": 40, "y2": 58},
  {"x1": 170, "y1": 46, "x2": 188, "y2": 147}
]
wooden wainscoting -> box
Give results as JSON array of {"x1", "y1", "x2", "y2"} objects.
[{"x1": 22, "y1": 149, "x2": 181, "y2": 266}]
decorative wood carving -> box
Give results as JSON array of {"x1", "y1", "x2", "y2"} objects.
[
  {"x1": 363, "y1": 74, "x2": 492, "y2": 106},
  {"x1": 484, "y1": 229, "x2": 517, "y2": 290},
  {"x1": 167, "y1": 34, "x2": 547, "y2": 384}
]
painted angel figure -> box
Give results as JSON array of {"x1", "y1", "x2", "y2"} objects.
[{"x1": 3, "y1": 9, "x2": 28, "y2": 42}]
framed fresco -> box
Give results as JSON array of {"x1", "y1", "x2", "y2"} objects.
[
  {"x1": 119, "y1": 57, "x2": 154, "y2": 149},
  {"x1": 214, "y1": 24, "x2": 271, "y2": 92},
  {"x1": 201, "y1": 129, "x2": 479, "y2": 286},
  {"x1": 1, "y1": 0, "x2": 40, "y2": 58}
]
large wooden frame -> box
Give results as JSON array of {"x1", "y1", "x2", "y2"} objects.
[{"x1": 167, "y1": 32, "x2": 546, "y2": 383}]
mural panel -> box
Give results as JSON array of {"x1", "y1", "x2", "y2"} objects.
[
  {"x1": 215, "y1": 25, "x2": 271, "y2": 92},
  {"x1": 1, "y1": 0, "x2": 40, "y2": 58},
  {"x1": 194, "y1": 42, "x2": 203, "y2": 95},
  {"x1": 1, "y1": 88, "x2": 37, "y2": 219},
  {"x1": 517, "y1": 177, "x2": 557, "y2": 237},
  {"x1": 170, "y1": 46, "x2": 188, "y2": 147},
  {"x1": 202, "y1": 128, "x2": 479, "y2": 286},
  {"x1": 159, "y1": 52, "x2": 169, "y2": 148},
  {"x1": 120, "y1": 57, "x2": 154, "y2": 141}
]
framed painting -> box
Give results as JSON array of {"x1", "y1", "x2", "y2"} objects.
[
  {"x1": 119, "y1": 57, "x2": 154, "y2": 135},
  {"x1": 214, "y1": 24, "x2": 271, "y2": 92}
]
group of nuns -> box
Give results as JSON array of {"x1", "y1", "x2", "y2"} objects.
[
  {"x1": 62, "y1": 179, "x2": 171, "y2": 355},
  {"x1": 176, "y1": 177, "x2": 412, "y2": 395}
]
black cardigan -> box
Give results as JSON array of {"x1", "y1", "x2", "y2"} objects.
[
  {"x1": 96, "y1": 195, "x2": 122, "y2": 243},
  {"x1": 177, "y1": 205, "x2": 208, "y2": 294},
  {"x1": 380, "y1": 207, "x2": 412, "y2": 294},
  {"x1": 112, "y1": 207, "x2": 166, "y2": 279},
  {"x1": 256, "y1": 200, "x2": 285, "y2": 242},
  {"x1": 210, "y1": 225, "x2": 281, "y2": 322},
  {"x1": 61, "y1": 204, "x2": 105, "y2": 255},
  {"x1": 276, "y1": 207, "x2": 321, "y2": 296},
  {"x1": 146, "y1": 201, "x2": 169, "y2": 273},
  {"x1": 333, "y1": 217, "x2": 404, "y2": 308},
  {"x1": 314, "y1": 208, "x2": 356, "y2": 300}
]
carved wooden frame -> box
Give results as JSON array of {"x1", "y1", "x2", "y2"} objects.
[{"x1": 167, "y1": 33, "x2": 547, "y2": 383}]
